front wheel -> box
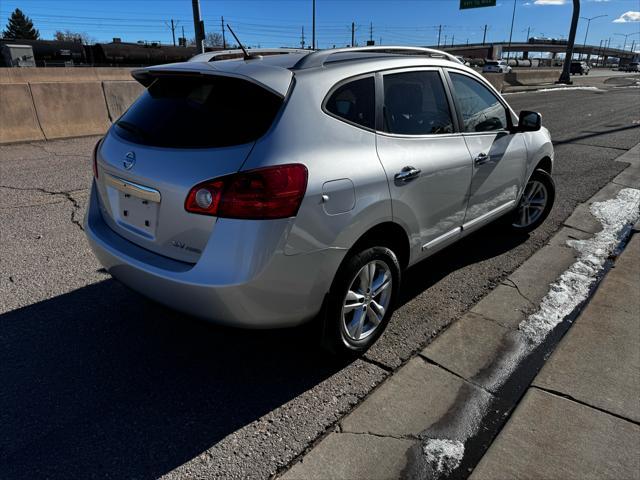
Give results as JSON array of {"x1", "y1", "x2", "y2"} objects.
[
  {"x1": 322, "y1": 246, "x2": 401, "y2": 357},
  {"x1": 510, "y1": 169, "x2": 555, "y2": 233}
]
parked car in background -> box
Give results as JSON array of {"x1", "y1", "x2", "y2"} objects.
[
  {"x1": 570, "y1": 61, "x2": 590, "y2": 75},
  {"x1": 482, "y1": 59, "x2": 512, "y2": 73},
  {"x1": 86, "y1": 46, "x2": 555, "y2": 356},
  {"x1": 619, "y1": 62, "x2": 639, "y2": 72},
  {"x1": 455, "y1": 55, "x2": 471, "y2": 67}
]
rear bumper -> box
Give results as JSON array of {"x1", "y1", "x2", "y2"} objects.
[{"x1": 84, "y1": 182, "x2": 346, "y2": 328}]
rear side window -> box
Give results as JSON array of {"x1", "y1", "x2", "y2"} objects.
[
  {"x1": 449, "y1": 73, "x2": 508, "y2": 133},
  {"x1": 114, "y1": 76, "x2": 283, "y2": 148},
  {"x1": 325, "y1": 77, "x2": 375, "y2": 130},
  {"x1": 382, "y1": 71, "x2": 454, "y2": 135}
]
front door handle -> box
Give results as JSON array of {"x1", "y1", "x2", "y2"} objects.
[
  {"x1": 474, "y1": 153, "x2": 490, "y2": 166},
  {"x1": 394, "y1": 166, "x2": 421, "y2": 183}
]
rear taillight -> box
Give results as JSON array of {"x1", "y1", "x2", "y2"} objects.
[
  {"x1": 185, "y1": 164, "x2": 308, "y2": 219},
  {"x1": 92, "y1": 138, "x2": 102, "y2": 178}
]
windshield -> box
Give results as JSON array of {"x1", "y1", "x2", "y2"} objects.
[{"x1": 114, "y1": 75, "x2": 283, "y2": 148}]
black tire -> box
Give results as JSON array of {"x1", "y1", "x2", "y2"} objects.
[
  {"x1": 509, "y1": 169, "x2": 555, "y2": 233},
  {"x1": 321, "y1": 246, "x2": 401, "y2": 357}
]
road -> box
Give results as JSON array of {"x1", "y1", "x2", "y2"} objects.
[{"x1": 1, "y1": 83, "x2": 639, "y2": 479}]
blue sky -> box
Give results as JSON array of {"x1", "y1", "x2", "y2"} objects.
[{"x1": 1, "y1": 0, "x2": 639, "y2": 50}]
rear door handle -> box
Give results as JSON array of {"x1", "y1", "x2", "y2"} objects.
[
  {"x1": 474, "y1": 153, "x2": 490, "y2": 166},
  {"x1": 394, "y1": 166, "x2": 421, "y2": 183}
]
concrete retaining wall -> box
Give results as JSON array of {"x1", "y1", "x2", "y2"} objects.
[
  {"x1": 102, "y1": 81, "x2": 144, "y2": 121},
  {"x1": 481, "y1": 73, "x2": 505, "y2": 92},
  {"x1": 0, "y1": 68, "x2": 143, "y2": 144},
  {"x1": 0, "y1": 83, "x2": 45, "y2": 143},
  {"x1": 0, "y1": 67, "x2": 133, "y2": 84},
  {"x1": 29, "y1": 82, "x2": 112, "y2": 139},
  {"x1": 504, "y1": 69, "x2": 561, "y2": 86}
]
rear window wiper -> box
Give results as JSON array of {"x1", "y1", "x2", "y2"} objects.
[{"x1": 116, "y1": 121, "x2": 149, "y2": 142}]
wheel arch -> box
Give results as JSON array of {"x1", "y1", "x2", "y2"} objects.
[{"x1": 346, "y1": 221, "x2": 411, "y2": 270}]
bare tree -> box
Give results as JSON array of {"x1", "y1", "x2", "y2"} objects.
[
  {"x1": 204, "y1": 32, "x2": 224, "y2": 47},
  {"x1": 53, "y1": 29, "x2": 95, "y2": 45}
]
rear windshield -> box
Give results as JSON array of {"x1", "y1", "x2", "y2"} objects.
[
  {"x1": 486, "y1": 61, "x2": 499, "y2": 66},
  {"x1": 114, "y1": 75, "x2": 283, "y2": 148}
]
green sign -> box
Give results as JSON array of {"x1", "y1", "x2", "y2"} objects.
[{"x1": 460, "y1": 0, "x2": 496, "y2": 9}]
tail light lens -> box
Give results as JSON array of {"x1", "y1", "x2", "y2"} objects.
[
  {"x1": 92, "y1": 138, "x2": 103, "y2": 178},
  {"x1": 185, "y1": 164, "x2": 308, "y2": 219}
]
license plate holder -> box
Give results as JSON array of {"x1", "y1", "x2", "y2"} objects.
[{"x1": 118, "y1": 191, "x2": 159, "y2": 237}]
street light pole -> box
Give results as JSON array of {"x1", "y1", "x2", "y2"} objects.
[
  {"x1": 312, "y1": 0, "x2": 316, "y2": 49},
  {"x1": 506, "y1": 0, "x2": 517, "y2": 61},
  {"x1": 558, "y1": 0, "x2": 580, "y2": 84},
  {"x1": 579, "y1": 14, "x2": 607, "y2": 60},
  {"x1": 614, "y1": 32, "x2": 640, "y2": 52}
]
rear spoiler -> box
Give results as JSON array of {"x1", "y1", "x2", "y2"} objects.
[{"x1": 131, "y1": 62, "x2": 293, "y2": 98}]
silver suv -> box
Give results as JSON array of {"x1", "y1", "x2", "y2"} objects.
[{"x1": 85, "y1": 47, "x2": 555, "y2": 355}]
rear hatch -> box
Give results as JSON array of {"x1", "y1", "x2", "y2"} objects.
[{"x1": 95, "y1": 71, "x2": 287, "y2": 263}]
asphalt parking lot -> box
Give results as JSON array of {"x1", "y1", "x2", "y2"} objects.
[{"x1": 1, "y1": 84, "x2": 639, "y2": 479}]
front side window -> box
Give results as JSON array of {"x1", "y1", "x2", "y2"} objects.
[
  {"x1": 382, "y1": 71, "x2": 454, "y2": 135},
  {"x1": 325, "y1": 76, "x2": 375, "y2": 130},
  {"x1": 449, "y1": 72, "x2": 508, "y2": 133}
]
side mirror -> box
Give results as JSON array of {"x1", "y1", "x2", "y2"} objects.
[{"x1": 517, "y1": 110, "x2": 542, "y2": 132}]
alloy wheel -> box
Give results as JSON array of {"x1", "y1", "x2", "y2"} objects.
[
  {"x1": 513, "y1": 180, "x2": 548, "y2": 228},
  {"x1": 341, "y1": 260, "x2": 393, "y2": 342}
]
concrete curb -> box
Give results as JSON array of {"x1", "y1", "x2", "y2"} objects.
[{"x1": 278, "y1": 143, "x2": 640, "y2": 480}]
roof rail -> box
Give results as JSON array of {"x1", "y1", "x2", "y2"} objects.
[
  {"x1": 188, "y1": 48, "x2": 310, "y2": 63},
  {"x1": 292, "y1": 46, "x2": 462, "y2": 70}
]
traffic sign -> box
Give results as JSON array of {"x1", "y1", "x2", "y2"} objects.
[{"x1": 460, "y1": 0, "x2": 496, "y2": 9}]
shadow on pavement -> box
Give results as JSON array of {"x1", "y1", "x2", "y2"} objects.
[
  {"x1": 0, "y1": 224, "x2": 530, "y2": 479},
  {"x1": 0, "y1": 280, "x2": 343, "y2": 479}
]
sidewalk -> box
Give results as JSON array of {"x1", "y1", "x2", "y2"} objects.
[
  {"x1": 278, "y1": 145, "x2": 640, "y2": 480},
  {"x1": 471, "y1": 233, "x2": 640, "y2": 479}
]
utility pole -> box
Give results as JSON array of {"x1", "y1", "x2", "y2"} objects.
[
  {"x1": 506, "y1": 0, "x2": 517, "y2": 61},
  {"x1": 437, "y1": 25, "x2": 442, "y2": 48},
  {"x1": 181, "y1": 25, "x2": 185, "y2": 47},
  {"x1": 482, "y1": 24, "x2": 487, "y2": 45},
  {"x1": 579, "y1": 15, "x2": 607, "y2": 60},
  {"x1": 451, "y1": 34, "x2": 454, "y2": 47},
  {"x1": 192, "y1": 0, "x2": 205, "y2": 54},
  {"x1": 301, "y1": 26, "x2": 306, "y2": 49},
  {"x1": 351, "y1": 22, "x2": 355, "y2": 47},
  {"x1": 558, "y1": 0, "x2": 580, "y2": 84},
  {"x1": 221, "y1": 16, "x2": 226, "y2": 48},
  {"x1": 526, "y1": 26, "x2": 530, "y2": 41},
  {"x1": 312, "y1": 0, "x2": 316, "y2": 49},
  {"x1": 444, "y1": 34, "x2": 447, "y2": 47},
  {"x1": 369, "y1": 22, "x2": 373, "y2": 43},
  {"x1": 166, "y1": 19, "x2": 178, "y2": 46}
]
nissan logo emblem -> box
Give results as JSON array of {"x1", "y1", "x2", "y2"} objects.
[{"x1": 123, "y1": 151, "x2": 136, "y2": 170}]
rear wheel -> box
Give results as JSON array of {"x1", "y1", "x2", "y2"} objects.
[
  {"x1": 322, "y1": 246, "x2": 401, "y2": 357},
  {"x1": 510, "y1": 169, "x2": 555, "y2": 233}
]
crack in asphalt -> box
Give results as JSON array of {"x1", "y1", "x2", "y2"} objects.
[
  {"x1": 0, "y1": 184, "x2": 87, "y2": 232},
  {"x1": 361, "y1": 355, "x2": 394, "y2": 372},
  {"x1": 27, "y1": 141, "x2": 91, "y2": 159},
  {"x1": 530, "y1": 386, "x2": 640, "y2": 427}
]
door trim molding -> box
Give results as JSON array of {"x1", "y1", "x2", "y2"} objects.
[
  {"x1": 462, "y1": 200, "x2": 516, "y2": 231},
  {"x1": 422, "y1": 226, "x2": 462, "y2": 251}
]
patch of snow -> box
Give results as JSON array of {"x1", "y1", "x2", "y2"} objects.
[
  {"x1": 520, "y1": 188, "x2": 640, "y2": 344},
  {"x1": 536, "y1": 86, "x2": 605, "y2": 93},
  {"x1": 422, "y1": 438, "x2": 465, "y2": 475}
]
